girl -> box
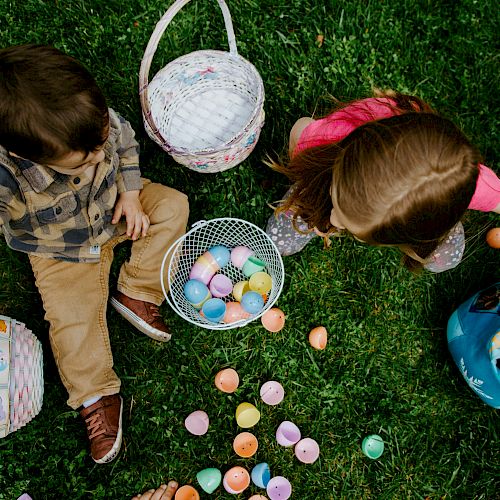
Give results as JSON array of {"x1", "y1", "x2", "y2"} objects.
[{"x1": 266, "y1": 91, "x2": 500, "y2": 272}]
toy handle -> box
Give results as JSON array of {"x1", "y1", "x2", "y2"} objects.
[{"x1": 139, "y1": 0, "x2": 238, "y2": 148}]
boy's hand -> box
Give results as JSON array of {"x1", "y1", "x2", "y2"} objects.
[{"x1": 112, "y1": 190, "x2": 150, "y2": 240}]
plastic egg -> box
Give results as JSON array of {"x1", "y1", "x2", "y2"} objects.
[
  {"x1": 223, "y1": 466, "x2": 250, "y2": 494},
  {"x1": 362, "y1": 434, "x2": 384, "y2": 459},
  {"x1": 251, "y1": 462, "x2": 271, "y2": 488},
  {"x1": 231, "y1": 246, "x2": 254, "y2": 268},
  {"x1": 242, "y1": 256, "x2": 267, "y2": 277},
  {"x1": 208, "y1": 245, "x2": 230, "y2": 267},
  {"x1": 184, "y1": 410, "x2": 209, "y2": 436},
  {"x1": 223, "y1": 302, "x2": 251, "y2": 323},
  {"x1": 309, "y1": 326, "x2": 328, "y2": 350},
  {"x1": 174, "y1": 485, "x2": 200, "y2": 500},
  {"x1": 235, "y1": 402, "x2": 261, "y2": 428},
  {"x1": 209, "y1": 274, "x2": 233, "y2": 298},
  {"x1": 266, "y1": 476, "x2": 292, "y2": 500},
  {"x1": 295, "y1": 437, "x2": 320, "y2": 464},
  {"x1": 276, "y1": 421, "x2": 301, "y2": 447},
  {"x1": 184, "y1": 279, "x2": 211, "y2": 309},
  {"x1": 189, "y1": 252, "x2": 220, "y2": 285},
  {"x1": 241, "y1": 291, "x2": 264, "y2": 314},
  {"x1": 248, "y1": 496, "x2": 269, "y2": 500},
  {"x1": 260, "y1": 381, "x2": 285, "y2": 405},
  {"x1": 214, "y1": 368, "x2": 239, "y2": 393},
  {"x1": 486, "y1": 228, "x2": 500, "y2": 248},
  {"x1": 202, "y1": 298, "x2": 226, "y2": 323},
  {"x1": 233, "y1": 432, "x2": 258, "y2": 458},
  {"x1": 232, "y1": 281, "x2": 250, "y2": 302},
  {"x1": 261, "y1": 308, "x2": 285, "y2": 332},
  {"x1": 196, "y1": 467, "x2": 222, "y2": 494},
  {"x1": 249, "y1": 271, "x2": 273, "y2": 294}
]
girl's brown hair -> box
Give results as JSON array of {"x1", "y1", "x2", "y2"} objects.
[
  {"x1": 270, "y1": 92, "x2": 482, "y2": 271},
  {"x1": 0, "y1": 44, "x2": 108, "y2": 163}
]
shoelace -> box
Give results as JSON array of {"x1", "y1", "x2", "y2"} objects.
[
  {"x1": 146, "y1": 303, "x2": 161, "y2": 318},
  {"x1": 85, "y1": 412, "x2": 107, "y2": 439}
]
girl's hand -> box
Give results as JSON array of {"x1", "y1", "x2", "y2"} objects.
[
  {"x1": 131, "y1": 481, "x2": 178, "y2": 500},
  {"x1": 112, "y1": 190, "x2": 150, "y2": 240}
]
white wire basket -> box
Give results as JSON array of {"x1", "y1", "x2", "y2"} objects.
[
  {"x1": 139, "y1": 0, "x2": 265, "y2": 173},
  {"x1": 161, "y1": 218, "x2": 284, "y2": 329},
  {"x1": 0, "y1": 315, "x2": 44, "y2": 438}
]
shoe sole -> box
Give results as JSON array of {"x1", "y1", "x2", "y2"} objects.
[
  {"x1": 110, "y1": 297, "x2": 172, "y2": 342},
  {"x1": 94, "y1": 395, "x2": 123, "y2": 464}
]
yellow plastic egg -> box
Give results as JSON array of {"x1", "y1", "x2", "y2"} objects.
[
  {"x1": 249, "y1": 271, "x2": 273, "y2": 294},
  {"x1": 232, "y1": 280, "x2": 250, "y2": 302},
  {"x1": 235, "y1": 402, "x2": 261, "y2": 428},
  {"x1": 309, "y1": 326, "x2": 328, "y2": 350},
  {"x1": 260, "y1": 308, "x2": 285, "y2": 332},
  {"x1": 214, "y1": 368, "x2": 239, "y2": 393},
  {"x1": 233, "y1": 432, "x2": 258, "y2": 458}
]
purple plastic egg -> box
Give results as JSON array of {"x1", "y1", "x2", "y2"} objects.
[
  {"x1": 266, "y1": 476, "x2": 292, "y2": 500},
  {"x1": 276, "y1": 421, "x2": 301, "y2": 447},
  {"x1": 189, "y1": 253, "x2": 220, "y2": 285},
  {"x1": 209, "y1": 274, "x2": 233, "y2": 298}
]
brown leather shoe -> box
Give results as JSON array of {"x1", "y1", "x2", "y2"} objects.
[
  {"x1": 80, "y1": 394, "x2": 123, "y2": 464},
  {"x1": 110, "y1": 291, "x2": 172, "y2": 342}
]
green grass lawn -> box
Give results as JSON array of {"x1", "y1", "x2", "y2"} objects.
[{"x1": 1, "y1": 0, "x2": 499, "y2": 498}]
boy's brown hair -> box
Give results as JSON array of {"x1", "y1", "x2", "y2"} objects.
[
  {"x1": 0, "y1": 44, "x2": 108, "y2": 163},
  {"x1": 271, "y1": 92, "x2": 482, "y2": 271}
]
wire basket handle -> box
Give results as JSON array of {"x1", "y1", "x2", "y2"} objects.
[{"x1": 139, "y1": 0, "x2": 238, "y2": 147}]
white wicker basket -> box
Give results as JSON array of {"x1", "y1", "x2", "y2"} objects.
[
  {"x1": 0, "y1": 315, "x2": 43, "y2": 438},
  {"x1": 139, "y1": 0, "x2": 265, "y2": 173},
  {"x1": 161, "y1": 218, "x2": 284, "y2": 329}
]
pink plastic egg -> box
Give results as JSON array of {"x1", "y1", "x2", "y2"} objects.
[
  {"x1": 261, "y1": 308, "x2": 285, "y2": 332},
  {"x1": 184, "y1": 410, "x2": 209, "y2": 436},
  {"x1": 189, "y1": 252, "x2": 220, "y2": 285},
  {"x1": 231, "y1": 246, "x2": 254, "y2": 268},
  {"x1": 214, "y1": 368, "x2": 239, "y2": 393},
  {"x1": 276, "y1": 420, "x2": 301, "y2": 447},
  {"x1": 260, "y1": 381, "x2": 285, "y2": 405},
  {"x1": 248, "y1": 496, "x2": 269, "y2": 500},
  {"x1": 223, "y1": 302, "x2": 250, "y2": 323},
  {"x1": 309, "y1": 326, "x2": 328, "y2": 350},
  {"x1": 295, "y1": 437, "x2": 320, "y2": 463}
]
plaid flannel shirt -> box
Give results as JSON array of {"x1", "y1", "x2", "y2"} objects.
[{"x1": 0, "y1": 108, "x2": 143, "y2": 262}]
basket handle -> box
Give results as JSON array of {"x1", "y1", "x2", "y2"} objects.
[{"x1": 139, "y1": 0, "x2": 238, "y2": 146}]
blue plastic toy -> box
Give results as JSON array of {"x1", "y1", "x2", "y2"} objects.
[{"x1": 447, "y1": 283, "x2": 500, "y2": 408}]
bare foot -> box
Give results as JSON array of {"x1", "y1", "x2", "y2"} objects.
[{"x1": 131, "y1": 481, "x2": 178, "y2": 500}]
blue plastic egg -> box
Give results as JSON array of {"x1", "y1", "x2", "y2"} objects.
[
  {"x1": 251, "y1": 462, "x2": 271, "y2": 488},
  {"x1": 202, "y1": 298, "x2": 227, "y2": 323},
  {"x1": 208, "y1": 245, "x2": 230, "y2": 268},
  {"x1": 241, "y1": 291, "x2": 264, "y2": 314},
  {"x1": 184, "y1": 279, "x2": 211, "y2": 309}
]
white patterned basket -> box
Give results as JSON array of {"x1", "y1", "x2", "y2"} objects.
[
  {"x1": 139, "y1": 0, "x2": 265, "y2": 173},
  {"x1": 160, "y1": 218, "x2": 284, "y2": 330},
  {"x1": 0, "y1": 315, "x2": 43, "y2": 438}
]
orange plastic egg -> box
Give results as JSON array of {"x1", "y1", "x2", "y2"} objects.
[
  {"x1": 486, "y1": 228, "x2": 500, "y2": 248},
  {"x1": 261, "y1": 308, "x2": 285, "y2": 332},
  {"x1": 175, "y1": 485, "x2": 200, "y2": 500},
  {"x1": 224, "y1": 466, "x2": 250, "y2": 493},
  {"x1": 248, "y1": 496, "x2": 268, "y2": 500},
  {"x1": 309, "y1": 326, "x2": 328, "y2": 350},
  {"x1": 223, "y1": 302, "x2": 250, "y2": 323},
  {"x1": 233, "y1": 431, "x2": 259, "y2": 458},
  {"x1": 214, "y1": 368, "x2": 239, "y2": 393}
]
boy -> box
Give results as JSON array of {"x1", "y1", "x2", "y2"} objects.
[{"x1": 0, "y1": 45, "x2": 189, "y2": 463}]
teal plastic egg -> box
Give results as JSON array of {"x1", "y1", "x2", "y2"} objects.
[
  {"x1": 184, "y1": 279, "x2": 211, "y2": 309},
  {"x1": 242, "y1": 256, "x2": 266, "y2": 277},
  {"x1": 208, "y1": 245, "x2": 230, "y2": 267},
  {"x1": 251, "y1": 462, "x2": 271, "y2": 488},
  {"x1": 197, "y1": 467, "x2": 222, "y2": 494}
]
